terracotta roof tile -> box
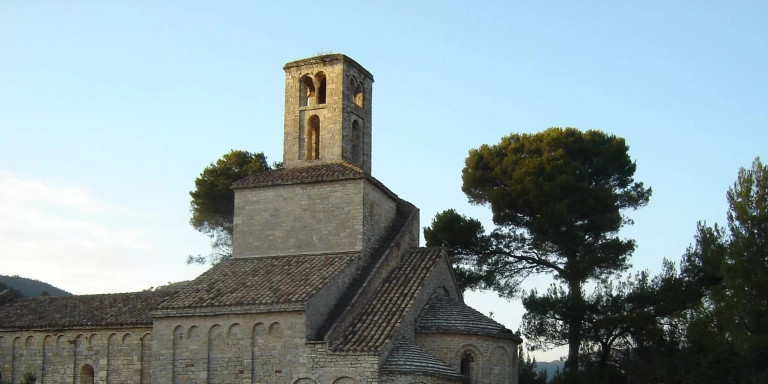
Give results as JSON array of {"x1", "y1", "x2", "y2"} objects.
[
  {"x1": 331, "y1": 247, "x2": 444, "y2": 352},
  {"x1": 158, "y1": 253, "x2": 357, "y2": 310},
  {"x1": 0, "y1": 290, "x2": 173, "y2": 330},
  {"x1": 381, "y1": 338, "x2": 463, "y2": 379},
  {"x1": 232, "y1": 163, "x2": 364, "y2": 189},
  {"x1": 417, "y1": 296, "x2": 522, "y2": 341}
]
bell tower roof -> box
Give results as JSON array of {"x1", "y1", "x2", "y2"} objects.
[{"x1": 283, "y1": 54, "x2": 374, "y2": 80}]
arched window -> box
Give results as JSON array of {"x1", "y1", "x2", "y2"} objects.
[
  {"x1": 460, "y1": 351, "x2": 476, "y2": 384},
  {"x1": 351, "y1": 120, "x2": 362, "y2": 165},
  {"x1": 308, "y1": 115, "x2": 320, "y2": 160},
  {"x1": 315, "y1": 72, "x2": 327, "y2": 104},
  {"x1": 353, "y1": 81, "x2": 364, "y2": 107},
  {"x1": 300, "y1": 75, "x2": 314, "y2": 107},
  {"x1": 80, "y1": 364, "x2": 94, "y2": 384}
]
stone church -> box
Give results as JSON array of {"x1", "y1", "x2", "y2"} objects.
[{"x1": 0, "y1": 54, "x2": 521, "y2": 384}]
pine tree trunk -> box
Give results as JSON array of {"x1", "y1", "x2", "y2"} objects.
[{"x1": 565, "y1": 280, "x2": 585, "y2": 384}]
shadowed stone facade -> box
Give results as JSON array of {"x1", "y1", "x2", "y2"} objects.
[{"x1": 0, "y1": 54, "x2": 522, "y2": 384}]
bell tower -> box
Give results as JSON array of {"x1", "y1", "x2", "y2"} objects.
[{"x1": 282, "y1": 54, "x2": 374, "y2": 173}]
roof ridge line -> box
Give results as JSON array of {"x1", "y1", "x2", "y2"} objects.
[{"x1": 232, "y1": 250, "x2": 360, "y2": 259}]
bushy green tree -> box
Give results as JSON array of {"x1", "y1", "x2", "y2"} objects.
[
  {"x1": 720, "y1": 158, "x2": 768, "y2": 367},
  {"x1": 427, "y1": 127, "x2": 651, "y2": 382},
  {"x1": 686, "y1": 157, "x2": 768, "y2": 383},
  {"x1": 616, "y1": 158, "x2": 767, "y2": 384},
  {"x1": 424, "y1": 209, "x2": 489, "y2": 291},
  {"x1": 465, "y1": 127, "x2": 651, "y2": 381},
  {"x1": 188, "y1": 150, "x2": 274, "y2": 264}
]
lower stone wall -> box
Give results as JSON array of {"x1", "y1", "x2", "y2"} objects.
[
  {"x1": 2, "y1": 312, "x2": 383, "y2": 384},
  {"x1": 151, "y1": 311, "x2": 380, "y2": 384},
  {"x1": 0, "y1": 327, "x2": 152, "y2": 384},
  {"x1": 416, "y1": 333, "x2": 519, "y2": 384}
]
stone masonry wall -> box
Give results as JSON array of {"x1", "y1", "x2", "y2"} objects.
[
  {"x1": 339, "y1": 58, "x2": 373, "y2": 174},
  {"x1": 151, "y1": 311, "x2": 380, "y2": 384},
  {"x1": 0, "y1": 327, "x2": 152, "y2": 384},
  {"x1": 362, "y1": 182, "x2": 397, "y2": 258},
  {"x1": 416, "y1": 333, "x2": 519, "y2": 384},
  {"x1": 233, "y1": 178, "x2": 397, "y2": 260},
  {"x1": 233, "y1": 179, "x2": 365, "y2": 257}
]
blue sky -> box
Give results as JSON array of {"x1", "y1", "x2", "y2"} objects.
[{"x1": 1, "y1": 1, "x2": 766, "y2": 360}]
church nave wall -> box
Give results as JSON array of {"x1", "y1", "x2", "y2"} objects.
[
  {"x1": 0, "y1": 328, "x2": 151, "y2": 384},
  {"x1": 151, "y1": 312, "x2": 380, "y2": 384}
]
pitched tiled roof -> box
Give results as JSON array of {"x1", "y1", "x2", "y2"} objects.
[
  {"x1": 232, "y1": 162, "x2": 365, "y2": 189},
  {"x1": 158, "y1": 253, "x2": 357, "y2": 310},
  {"x1": 417, "y1": 296, "x2": 522, "y2": 341},
  {"x1": 232, "y1": 163, "x2": 399, "y2": 201},
  {"x1": 331, "y1": 247, "x2": 444, "y2": 352},
  {"x1": 0, "y1": 290, "x2": 174, "y2": 330},
  {"x1": 381, "y1": 338, "x2": 463, "y2": 380}
]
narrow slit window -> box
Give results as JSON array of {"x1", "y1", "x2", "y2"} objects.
[
  {"x1": 351, "y1": 120, "x2": 362, "y2": 165},
  {"x1": 308, "y1": 115, "x2": 320, "y2": 160}
]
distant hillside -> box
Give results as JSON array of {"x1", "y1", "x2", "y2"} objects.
[
  {"x1": 535, "y1": 360, "x2": 564, "y2": 379},
  {"x1": 0, "y1": 275, "x2": 72, "y2": 297}
]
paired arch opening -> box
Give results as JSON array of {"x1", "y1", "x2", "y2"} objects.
[{"x1": 299, "y1": 72, "x2": 326, "y2": 106}]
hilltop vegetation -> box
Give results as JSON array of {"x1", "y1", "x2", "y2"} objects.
[{"x1": 0, "y1": 275, "x2": 72, "y2": 298}]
